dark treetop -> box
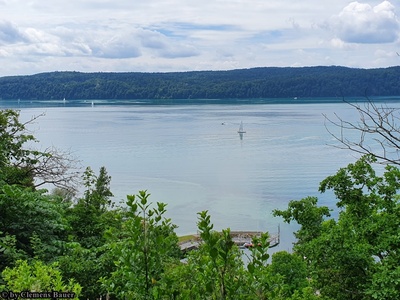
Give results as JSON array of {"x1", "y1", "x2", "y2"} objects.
[{"x1": 1, "y1": 66, "x2": 400, "y2": 100}]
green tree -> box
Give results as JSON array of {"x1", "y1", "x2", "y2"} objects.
[
  {"x1": 101, "y1": 190, "x2": 180, "y2": 299},
  {"x1": 0, "y1": 109, "x2": 79, "y2": 191},
  {"x1": 186, "y1": 211, "x2": 247, "y2": 299},
  {"x1": 67, "y1": 166, "x2": 114, "y2": 248},
  {"x1": 0, "y1": 260, "x2": 81, "y2": 299},
  {"x1": 245, "y1": 232, "x2": 288, "y2": 299},
  {"x1": 274, "y1": 155, "x2": 400, "y2": 299},
  {"x1": 57, "y1": 242, "x2": 115, "y2": 300},
  {"x1": 0, "y1": 231, "x2": 27, "y2": 273},
  {"x1": 59, "y1": 166, "x2": 119, "y2": 299},
  {"x1": 157, "y1": 211, "x2": 288, "y2": 300},
  {"x1": 0, "y1": 185, "x2": 69, "y2": 270},
  {"x1": 0, "y1": 109, "x2": 38, "y2": 187},
  {"x1": 268, "y1": 251, "x2": 309, "y2": 298},
  {"x1": 82, "y1": 166, "x2": 114, "y2": 211},
  {"x1": 0, "y1": 109, "x2": 117, "y2": 298},
  {"x1": 155, "y1": 211, "x2": 245, "y2": 299}
]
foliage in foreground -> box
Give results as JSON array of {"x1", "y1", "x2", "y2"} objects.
[
  {"x1": 101, "y1": 190, "x2": 180, "y2": 299},
  {"x1": 274, "y1": 155, "x2": 400, "y2": 300},
  {"x1": 0, "y1": 260, "x2": 81, "y2": 299}
]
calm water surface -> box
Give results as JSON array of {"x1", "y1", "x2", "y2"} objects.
[{"x1": 4, "y1": 98, "x2": 399, "y2": 251}]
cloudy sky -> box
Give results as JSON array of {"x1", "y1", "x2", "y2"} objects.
[{"x1": 0, "y1": 0, "x2": 400, "y2": 76}]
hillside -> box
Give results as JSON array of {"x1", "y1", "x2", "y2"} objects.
[{"x1": 0, "y1": 66, "x2": 400, "y2": 100}]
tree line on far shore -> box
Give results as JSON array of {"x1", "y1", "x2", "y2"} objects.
[
  {"x1": 1, "y1": 101, "x2": 400, "y2": 299},
  {"x1": 1, "y1": 66, "x2": 400, "y2": 100}
]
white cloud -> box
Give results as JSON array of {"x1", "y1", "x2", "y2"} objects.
[
  {"x1": 89, "y1": 33, "x2": 142, "y2": 59},
  {"x1": 137, "y1": 29, "x2": 199, "y2": 58},
  {"x1": 0, "y1": 1, "x2": 400, "y2": 76},
  {"x1": 332, "y1": 1, "x2": 400, "y2": 44},
  {"x1": 0, "y1": 21, "x2": 27, "y2": 44}
]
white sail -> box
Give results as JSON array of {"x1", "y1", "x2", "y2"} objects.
[{"x1": 238, "y1": 121, "x2": 246, "y2": 133}]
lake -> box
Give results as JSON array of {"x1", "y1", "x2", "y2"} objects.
[{"x1": 2, "y1": 97, "x2": 399, "y2": 252}]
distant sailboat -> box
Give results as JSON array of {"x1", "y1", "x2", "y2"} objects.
[
  {"x1": 91, "y1": 101, "x2": 94, "y2": 107},
  {"x1": 238, "y1": 121, "x2": 246, "y2": 134}
]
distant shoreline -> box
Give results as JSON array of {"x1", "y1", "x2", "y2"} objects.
[
  {"x1": 2, "y1": 96, "x2": 400, "y2": 110},
  {"x1": 1, "y1": 66, "x2": 400, "y2": 100}
]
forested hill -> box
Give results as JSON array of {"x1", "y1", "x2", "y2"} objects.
[{"x1": 1, "y1": 66, "x2": 400, "y2": 100}]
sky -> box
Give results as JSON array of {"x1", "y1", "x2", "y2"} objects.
[{"x1": 0, "y1": 0, "x2": 400, "y2": 76}]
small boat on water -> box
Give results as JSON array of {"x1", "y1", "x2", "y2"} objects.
[{"x1": 238, "y1": 121, "x2": 246, "y2": 134}]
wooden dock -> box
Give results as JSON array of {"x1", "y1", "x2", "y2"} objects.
[{"x1": 179, "y1": 229, "x2": 280, "y2": 252}]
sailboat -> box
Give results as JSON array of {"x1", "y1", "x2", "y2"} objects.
[{"x1": 238, "y1": 121, "x2": 246, "y2": 133}]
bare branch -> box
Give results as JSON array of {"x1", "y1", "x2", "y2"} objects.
[
  {"x1": 324, "y1": 98, "x2": 400, "y2": 166},
  {"x1": 28, "y1": 147, "x2": 83, "y2": 193},
  {"x1": 1, "y1": 109, "x2": 83, "y2": 193},
  {"x1": 8, "y1": 111, "x2": 46, "y2": 138}
]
